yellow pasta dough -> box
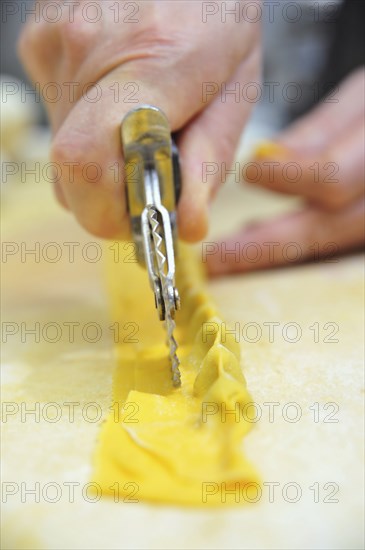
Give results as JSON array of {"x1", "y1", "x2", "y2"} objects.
[
  {"x1": 253, "y1": 140, "x2": 289, "y2": 160},
  {"x1": 91, "y1": 244, "x2": 259, "y2": 506}
]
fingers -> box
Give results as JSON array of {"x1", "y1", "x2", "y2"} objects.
[
  {"x1": 206, "y1": 197, "x2": 365, "y2": 276},
  {"x1": 50, "y1": 70, "x2": 168, "y2": 240},
  {"x1": 249, "y1": 119, "x2": 364, "y2": 210},
  {"x1": 17, "y1": 13, "x2": 61, "y2": 85},
  {"x1": 247, "y1": 68, "x2": 365, "y2": 210},
  {"x1": 50, "y1": 25, "x2": 260, "y2": 241},
  {"x1": 50, "y1": 57, "x2": 254, "y2": 240},
  {"x1": 320, "y1": 120, "x2": 365, "y2": 209},
  {"x1": 208, "y1": 69, "x2": 365, "y2": 276},
  {"x1": 278, "y1": 67, "x2": 365, "y2": 154},
  {"x1": 18, "y1": 0, "x2": 256, "y2": 132},
  {"x1": 177, "y1": 46, "x2": 260, "y2": 242},
  {"x1": 19, "y1": 0, "x2": 261, "y2": 240}
]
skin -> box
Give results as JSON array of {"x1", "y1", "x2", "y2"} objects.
[
  {"x1": 18, "y1": 1, "x2": 364, "y2": 274},
  {"x1": 207, "y1": 68, "x2": 365, "y2": 275},
  {"x1": 18, "y1": 0, "x2": 260, "y2": 242}
]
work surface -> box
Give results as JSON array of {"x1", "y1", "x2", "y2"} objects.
[{"x1": 1, "y1": 172, "x2": 364, "y2": 549}]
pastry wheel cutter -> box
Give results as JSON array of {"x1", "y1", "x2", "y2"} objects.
[{"x1": 121, "y1": 105, "x2": 181, "y2": 387}]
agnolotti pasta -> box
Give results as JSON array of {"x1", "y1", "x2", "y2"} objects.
[{"x1": 91, "y1": 244, "x2": 259, "y2": 506}]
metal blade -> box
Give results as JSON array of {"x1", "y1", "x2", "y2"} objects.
[{"x1": 148, "y1": 207, "x2": 181, "y2": 387}]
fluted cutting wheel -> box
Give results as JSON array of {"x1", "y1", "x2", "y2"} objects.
[{"x1": 147, "y1": 207, "x2": 181, "y2": 387}]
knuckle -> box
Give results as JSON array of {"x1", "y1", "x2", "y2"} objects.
[
  {"x1": 50, "y1": 136, "x2": 72, "y2": 165},
  {"x1": 17, "y1": 22, "x2": 41, "y2": 64},
  {"x1": 317, "y1": 185, "x2": 348, "y2": 210},
  {"x1": 17, "y1": 21, "x2": 57, "y2": 80},
  {"x1": 58, "y1": 9, "x2": 101, "y2": 63},
  {"x1": 50, "y1": 135, "x2": 85, "y2": 181}
]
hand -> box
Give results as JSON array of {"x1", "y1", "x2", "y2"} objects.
[
  {"x1": 207, "y1": 68, "x2": 365, "y2": 275},
  {"x1": 18, "y1": 0, "x2": 260, "y2": 241}
]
